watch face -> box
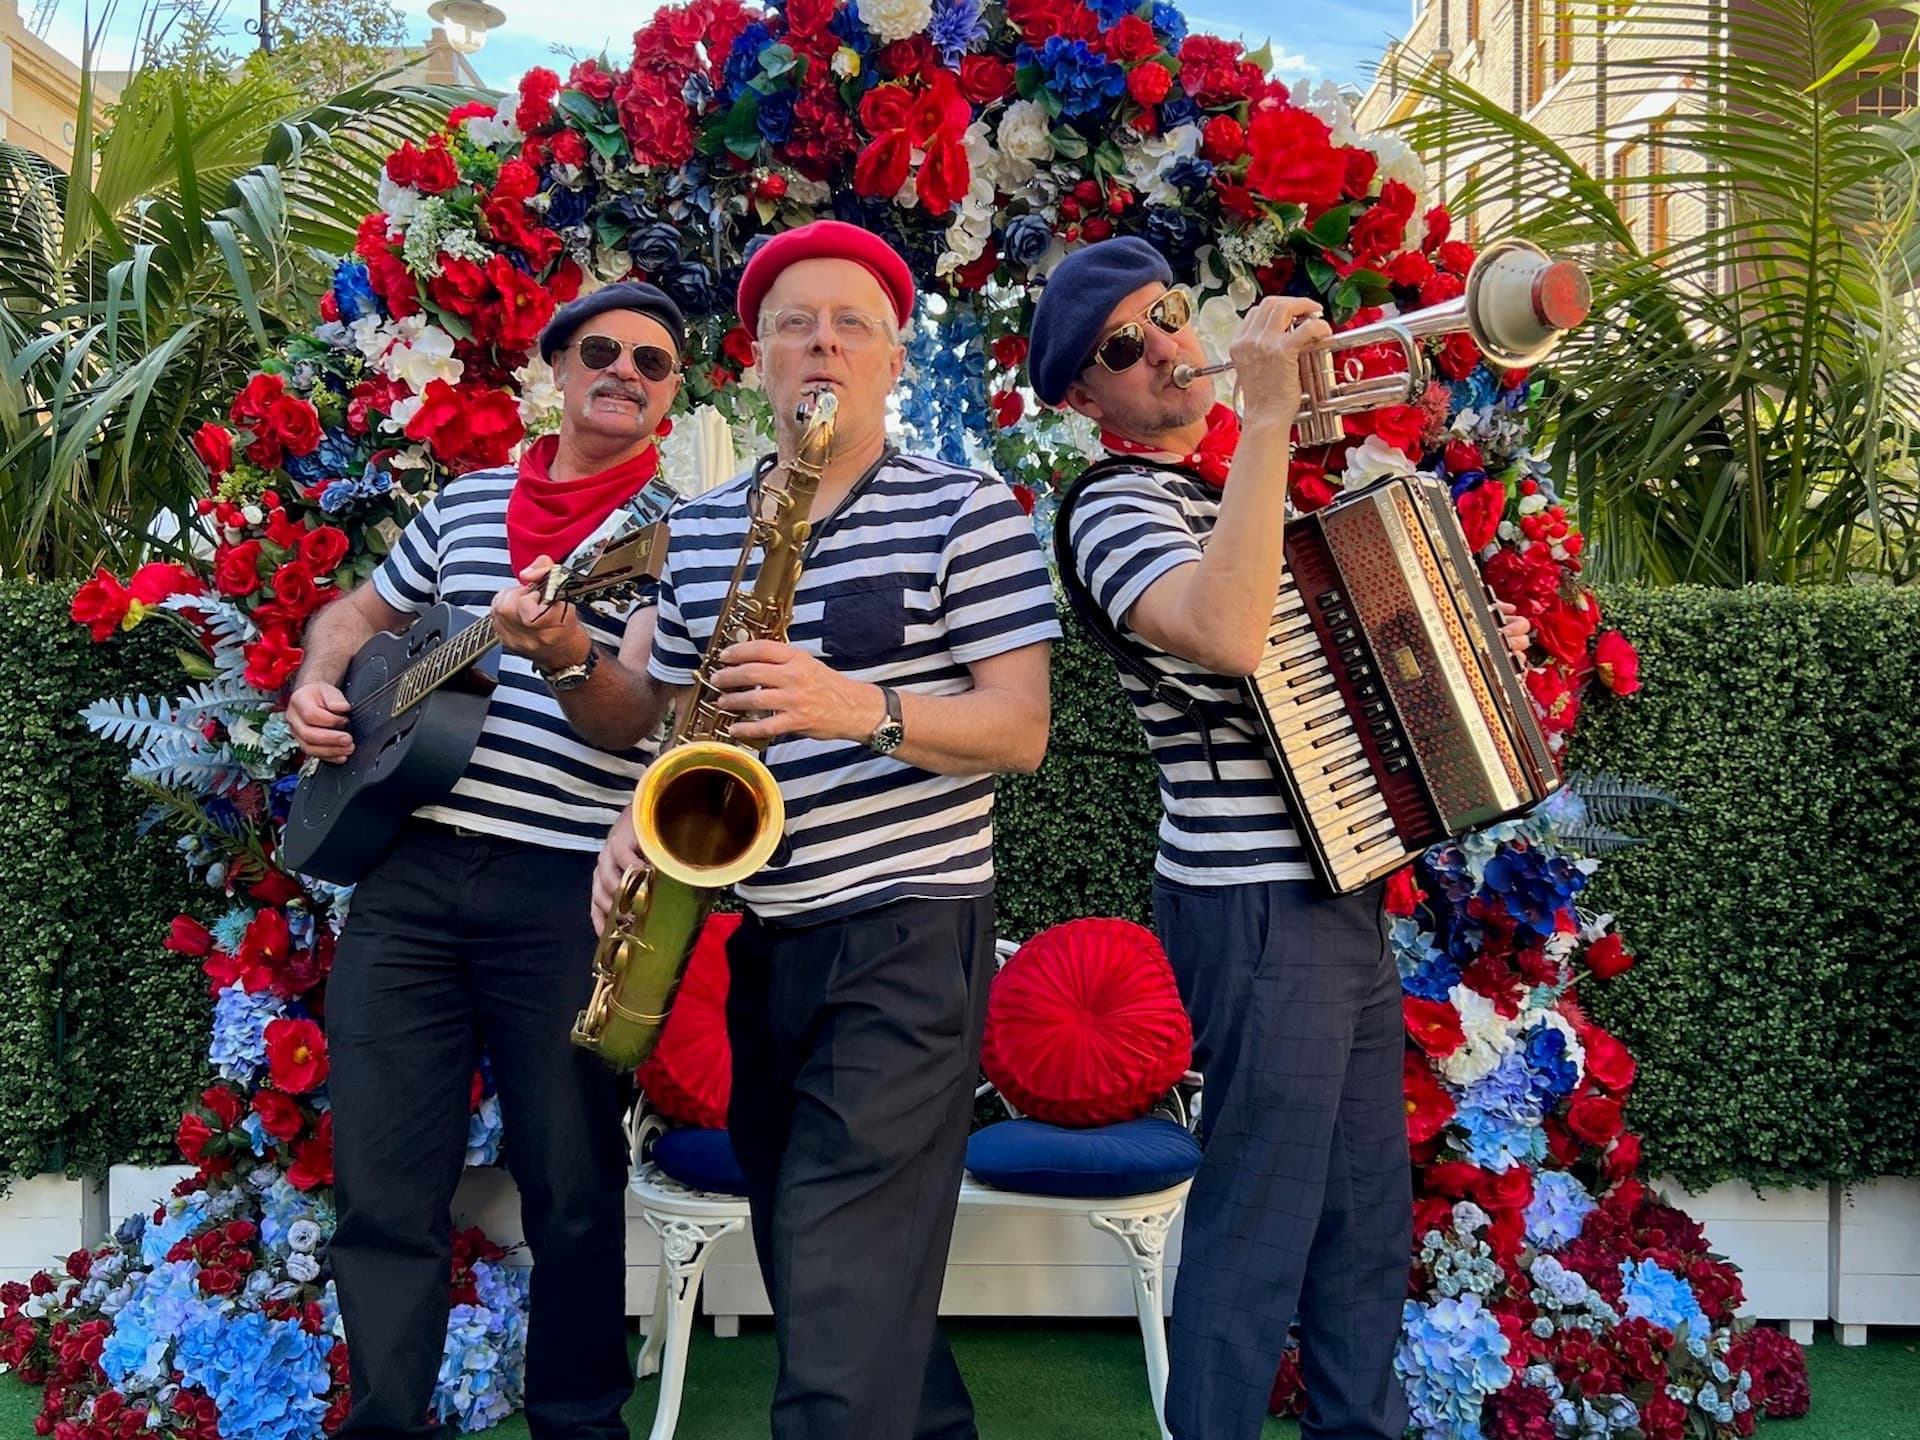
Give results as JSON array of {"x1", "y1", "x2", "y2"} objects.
[{"x1": 872, "y1": 720, "x2": 905, "y2": 754}]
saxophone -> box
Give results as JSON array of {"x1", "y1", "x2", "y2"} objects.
[{"x1": 572, "y1": 389, "x2": 839, "y2": 1069}]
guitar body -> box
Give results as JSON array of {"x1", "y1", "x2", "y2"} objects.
[{"x1": 281, "y1": 603, "x2": 499, "y2": 884}]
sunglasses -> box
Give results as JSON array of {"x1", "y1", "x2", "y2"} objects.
[
  {"x1": 1089, "y1": 289, "x2": 1195, "y2": 375},
  {"x1": 567, "y1": 335, "x2": 680, "y2": 382}
]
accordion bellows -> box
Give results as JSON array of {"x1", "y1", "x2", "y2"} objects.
[{"x1": 1250, "y1": 474, "x2": 1561, "y2": 893}]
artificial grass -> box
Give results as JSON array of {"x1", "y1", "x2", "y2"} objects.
[{"x1": 1, "y1": 1323, "x2": 1912, "y2": 1438}]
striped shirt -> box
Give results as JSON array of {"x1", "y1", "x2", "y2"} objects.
[
  {"x1": 1066, "y1": 463, "x2": 1313, "y2": 885},
  {"x1": 371, "y1": 466, "x2": 652, "y2": 851},
  {"x1": 649, "y1": 451, "x2": 1060, "y2": 922}
]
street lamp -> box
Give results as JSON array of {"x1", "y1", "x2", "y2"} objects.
[{"x1": 427, "y1": 0, "x2": 507, "y2": 54}]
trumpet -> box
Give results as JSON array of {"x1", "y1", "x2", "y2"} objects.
[{"x1": 1170, "y1": 238, "x2": 1591, "y2": 446}]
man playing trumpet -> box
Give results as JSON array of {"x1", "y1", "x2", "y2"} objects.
[{"x1": 593, "y1": 220, "x2": 1058, "y2": 1440}]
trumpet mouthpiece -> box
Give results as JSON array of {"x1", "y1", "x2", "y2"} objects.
[{"x1": 1171, "y1": 364, "x2": 1199, "y2": 389}]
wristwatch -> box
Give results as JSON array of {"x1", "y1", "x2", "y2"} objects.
[
  {"x1": 867, "y1": 686, "x2": 905, "y2": 755},
  {"x1": 539, "y1": 641, "x2": 600, "y2": 692}
]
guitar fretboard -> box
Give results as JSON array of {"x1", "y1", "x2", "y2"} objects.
[{"x1": 392, "y1": 617, "x2": 500, "y2": 718}]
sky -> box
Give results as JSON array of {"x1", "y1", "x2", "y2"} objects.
[{"x1": 40, "y1": 0, "x2": 1420, "y2": 95}]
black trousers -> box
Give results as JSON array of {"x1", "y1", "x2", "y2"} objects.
[
  {"x1": 725, "y1": 894, "x2": 994, "y2": 1440},
  {"x1": 1153, "y1": 878, "x2": 1412, "y2": 1440},
  {"x1": 328, "y1": 822, "x2": 632, "y2": 1440}
]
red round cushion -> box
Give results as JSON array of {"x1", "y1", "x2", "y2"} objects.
[
  {"x1": 982, "y1": 918, "x2": 1192, "y2": 1128},
  {"x1": 635, "y1": 911, "x2": 741, "y2": 1130}
]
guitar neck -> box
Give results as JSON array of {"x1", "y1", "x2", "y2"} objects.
[{"x1": 392, "y1": 614, "x2": 502, "y2": 716}]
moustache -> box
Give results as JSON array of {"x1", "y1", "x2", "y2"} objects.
[{"x1": 587, "y1": 378, "x2": 649, "y2": 405}]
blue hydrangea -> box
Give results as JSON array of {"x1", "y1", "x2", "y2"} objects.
[
  {"x1": 209, "y1": 981, "x2": 285, "y2": 1084},
  {"x1": 1088, "y1": 0, "x2": 1143, "y2": 27},
  {"x1": 903, "y1": 304, "x2": 990, "y2": 467},
  {"x1": 1151, "y1": 0, "x2": 1187, "y2": 45},
  {"x1": 1448, "y1": 364, "x2": 1504, "y2": 420},
  {"x1": 1395, "y1": 1294, "x2": 1512, "y2": 1439},
  {"x1": 1525, "y1": 1171, "x2": 1597, "y2": 1251},
  {"x1": 1524, "y1": 1024, "x2": 1580, "y2": 1103},
  {"x1": 99, "y1": 1260, "x2": 206, "y2": 1392},
  {"x1": 467, "y1": 1092, "x2": 504, "y2": 1167},
  {"x1": 1480, "y1": 844, "x2": 1591, "y2": 937},
  {"x1": 432, "y1": 1259, "x2": 531, "y2": 1430},
  {"x1": 283, "y1": 426, "x2": 360, "y2": 486},
  {"x1": 175, "y1": 1308, "x2": 334, "y2": 1440},
  {"x1": 330, "y1": 260, "x2": 381, "y2": 324},
  {"x1": 1392, "y1": 916, "x2": 1461, "y2": 1002},
  {"x1": 1017, "y1": 39, "x2": 1125, "y2": 118},
  {"x1": 929, "y1": 0, "x2": 988, "y2": 63},
  {"x1": 1618, "y1": 1258, "x2": 1709, "y2": 1339},
  {"x1": 725, "y1": 23, "x2": 774, "y2": 101}
]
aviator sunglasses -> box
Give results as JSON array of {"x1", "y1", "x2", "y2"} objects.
[
  {"x1": 566, "y1": 334, "x2": 681, "y2": 382},
  {"x1": 1089, "y1": 288, "x2": 1195, "y2": 375}
]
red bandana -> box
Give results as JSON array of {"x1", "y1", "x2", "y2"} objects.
[
  {"x1": 1099, "y1": 404, "x2": 1242, "y2": 488},
  {"x1": 505, "y1": 435, "x2": 662, "y2": 576}
]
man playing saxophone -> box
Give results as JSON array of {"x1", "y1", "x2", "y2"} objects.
[{"x1": 591, "y1": 220, "x2": 1058, "y2": 1440}]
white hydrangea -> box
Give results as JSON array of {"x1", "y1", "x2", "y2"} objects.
[
  {"x1": 858, "y1": 0, "x2": 933, "y2": 41},
  {"x1": 399, "y1": 199, "x2": 493, "y2": 276},
  {"x1": 375, "y1": 173, "x2": 422, "y2": 230},
  {"x1": 1440, "y1": 985, "x2": 1517, "y2": 1087},
  {"x1": 1292, "y1": 78, "x2": 1362, "y2": 150},
  {"x1": 1364, "y1": 129, "x2": 1429, "y2": 201}
]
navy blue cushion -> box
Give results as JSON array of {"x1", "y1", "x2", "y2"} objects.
[
  {"x1": 650, "y1": 1126, "x2": 749, "y2": 1196},
  {"x1": 965, "y1": 1117, "x2": 1201, "y2": 1199}
]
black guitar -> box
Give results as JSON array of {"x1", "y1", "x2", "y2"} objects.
[{"x1": 280, "y1": 495, "x2": 672, "y2": 884}]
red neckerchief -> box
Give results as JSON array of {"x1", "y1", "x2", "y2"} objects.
[
  {"x1": 1099, "y1": 403, "x2": 1242, "y2": 487},
  {"x1": 505, "y1": 434, "x2": 661, "y2": 575}
]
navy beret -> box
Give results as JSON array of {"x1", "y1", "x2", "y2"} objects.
[
  {"x1": 539, "y1": 281, "x2": 687, "y2": 364},
  {"x1": 1028, "y1": 238, "x2": 1174, "y2": 407}
]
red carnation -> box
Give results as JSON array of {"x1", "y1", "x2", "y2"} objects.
[
  {"x1": 428, "y1": 256, "x2": 492, "y2": 319},
  {"x1": 1456, "y1": 479, "x2": 1507, "y2": 552},
  {"x1": 265, "y1": 1017, "x2": 329, "y2": 1094},
  {"x1": 1127, "y1": 62, "x2": 1173, "y2": 105},
  {"x1": 215, "y1": 541, "x2": 265, "y2": 598},
  {"x1": 1436, "y1": 330, "x2": 1483, "y2": 381},
  {"x1": 1419, "y1": 271, "x2": 1467, "y2": 309},
  {"x1": 1566, "y1": 1092, "x2": 1625, "y2": 1146},
  {"x1": 1404, "y1": 996, "x2": 1466, "y2": 1058},
  {"x1": 1593, "y1": 630, "x2": 1641, "y2": 695},
  {"x1": 549, "y1": 129, "x2": 589, "y2": 171},
  {"x1": 1387, "y1": 250, "x2": 1436, "y2": 289},
  {"x1": 484, "y1": 254, "x2": 557, "y2": 354},
  {"x1": 243, "y1": 629, "x2": 304, "y2": 692},
  {"x1": 782, "y1": 82, "x2": 858, "y2": 180},
  {"x1": 70, "y1": 569, "x2": 133, "y2": 641},
  {"x1": 1177, "y1": 34, "x2": 1262, "y2": 107},
  {"x1": 1202, "y1": 115, "x2": 1247, "y2": 163},
  {"x1": 615, "y1": 70, "x2": 695, "y2": 168},
  {"x1": 1437, "y1": 239, "x2": 1477, "y2": 275}
]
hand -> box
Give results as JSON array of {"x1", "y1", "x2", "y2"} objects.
[
  {"x1": 1492, "y1": 598, "x2": 1532, "y2": 662},
  {"x1": 709, "y1": 639, "x2": 885, "y2": 745},
  {"x1": 591, "y1": 802, "x2": 643, "y2": 933},
  {"x1": 1229, "y1": 297, "x2": 1332, "y2": 432},
  {"x1": 492, "y1": 556, "x2": 591, "y2": 671},
  {"x1": 287, "y1": 683, "x2": 353, "y2": 762}
]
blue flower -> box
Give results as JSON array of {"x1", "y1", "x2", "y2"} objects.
[
  {"x1": 725, "y1": 23, "x2": 774, "y2": 101},
  {"x1": 1524, "y1": 1024, "x2": 1579, "y2": 1103},
  {"x1": 929, "y1": 0, "x2": 988, "y2": 63},
  {"x1": 628, "y1": 221, "x2": 685, "y2": 272},
  {"x1": 467, "y1": 1093, "x2": 504, "y2": 1167},
  {"x1": 1002, "y1": 213, "x2": 1055, "y2": 269},
  {"x1": 1088, "y1": 0, "x2": 1143, "y2": 27},
  {"x1": 330, "y1": 261, "x2": 381, "y2": 324},
  {"x1": 1396, "y1": 1294, "x2": 1512, "y2": 1439},
  {"x1": 209, "y1": 981, "x2": 285, "y2": 1084},
  {"x1": 1162, "y1": 155, "x2": 1214, "y2": 197},
  {"x1": 1525, "y1": 1172, "x2": 1597, "y2": 1251},
  {"x1": 756, "y1": 88, "x2": 797, "y2": 145},
  {"x1": 1449, "y1": 364, "x2": 1503, "y2": 418},
  {"x1": 1143, "y1": 205, "x2": 1205, "y2": 272},
  {"x1": 175, "y1": 1308, "x2": 333, "y2": 1440},
  {"x1": 657, "y1": 260, "x2": 720, "y2": 317},
  {"x1": 432, "y1": 1259, "x2": 532, "y2": 1430},
  {"x1": 99, "y1": 1259, "x2": 206, "y2": 1391},
  {"x1": 543, "y1": 179, "x2": 594, "y2": 231},
  {"x1": 1018, "y1": 39, "x2": 1125, "y2": 118},
  {"x1": 1152, "y1": 0, "x2": 1188, "y2": 45},
  {"x1": 1618, "y1": 1258, "x2": 1709, "y2": 1338},
  {"x1": 1391, "y1": 916, "x2": 1460, "y2": 1002},
  {"x1": 283, "y1": 426, "x2": 358, "y2": 486},
  {"x1": 1160, "y1": 94, "x2": 1200, "y2": 127},
  {"x1": 1529, "y1": 1254, "x2": 1593, "y2": 1310}
]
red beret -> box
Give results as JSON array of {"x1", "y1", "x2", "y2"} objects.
[{"x1": 737, "y1": 220, "x2": 916, "y2": 334}]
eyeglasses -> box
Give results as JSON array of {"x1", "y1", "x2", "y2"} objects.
[
  {"x1": 567, "y1": 335, "x2": 680, "y2": 382},
  {"x1": 1088, "y1": 289, "x2": 1194, "y2": 375},
  {"x1": 763, "y1": 307, "x2": 894, "y2": 349}
]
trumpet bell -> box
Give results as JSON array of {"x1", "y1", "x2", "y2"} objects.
[
  {"x1": 1462, "y1": 237, "x2": 1591, "y2": 367},
  {"x1": 635, "y1": 741, "x2": 787, "y2": 889}
]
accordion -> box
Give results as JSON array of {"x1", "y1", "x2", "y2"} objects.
[{"x1": 1249, "y1": 473, "x2": 1561, "y2": 893}]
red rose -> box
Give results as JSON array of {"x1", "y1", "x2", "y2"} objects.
[
  {"x1": 1482, "y1": 1163, "x2": 1533, "y2": 1212},
  {"x1": 1436, "y1": 330, "x2": 1482, "y2": 381},
  {"x1": 992, "y1": 335, "x2": 1029, "y2": 368},
  {"x1": 1010, "y1": 483, "x2": 1037, "y2": 515},
  {"x1": 1246, "y1": 106, "x2": 1346, "y2": 209},
  {"x1": 413, "y1": 139, "x2": 459, "y2": 195},
  {"x1": 1455, "y1": 479, "x2": 1507, "y2": 552},
  {"x1": 1404, "y1": 996, "x2": 1466, "y2": 1058},
  {"x1": 1289, "y1": 461, "x2": 1337, "y2": 512},
  {"x1": 201, "y1": 1085, "x2": 244, "y2": 1130},
  {"x1": 298, "y1": 526, "x2": 351, "y2": 576},
  {"x1": 165, "y1": 915, "x2": 214, "y2": 957},
  {"x1": 1127, "y1": 62, "x2": 1173, "y2": 105},
  {"x1": 288, "y1": 1112, "x2": 334, "y2": 1191},
  {"x1": 215, "y1": 541, "x2": 265, "y2": 598},
  {"x1": 1384, "y1": 865, "x2": 1426, "y2": 917},
  {"x1": 192, "y1": 423, "x2": 234, "y2": 476},
  {"x1": 1566, "y1": 1092, "x2": 1625, "y2": 1146},
  {"x1": 1104, "y1": 15, "x2": 1160, "y2": 60},
  {"x1": 992, "y1": 389, "x2": 1025, "y2": 428},
  {"x1": 268, "y1": 397, "x2": 322, "y2": 459},
  {"x1": 1444, "y1": 438, "x2": 1485, "y2": 475},
  {"x1": 1422, "y1": 205, "x2": 1452, "y2": 251},
  {"x1": 175, "y1": 1113, "x2": 214, "y2": 1165},
  {"x1": 1605, "y1": 1132, "x2": 1643, "y2": 1181},
  {"x1": 1582, "y1": 1024, "x2": 1637, "y2": 1092},
  {"x1": 1350, "y1": 402, "x2": 1427, "y2": 460},
  {"x1": 198, "y1": 1266, "x2": 240, "y2": 1298},
  {"x1": 251, "y1": 1089, "x2": 306, "y2": 1143},
  {"x1": 1584, "y1": 932, "x2": 1634, "y2": 980},
  {"x1": 230, "y1": 371, "x2": 287, "y2": 424},
  {"x1": 266, "y1": 1017, "x2": 329, "y2": 1094},
  {"x1": 271, "y1": 561, "x2": 320, "y2": 618},
  {"x1": 1403, "y1": 1051, "x2": 1455, "y2": 1144},
  {"x1": 70, "y1": 569, "x2": 132, "y2": 640},
  {"x1": 384, "y1": 141, "x2": 420, "y2": 189},
  {"x1": 1386, "y1": 250, "x2": 1436, "y2": 289},
  {"x1": 1201, "y1": 115, "x2": 1247, "y2": 163},
  {"x1": 720, "y1": 325, "x2": 757, "y2": 370},
  {"x1": 1342, "y1": 147, "x2": 1378, "y2": 200},
  {"x1": 243, "y1": 629, "x2": 304, "y2": 691},
  {"x1": 1593, "y1": 630, "x2": 1640, "y2": 695},
  {"x1": 403, "y1": 379, "x2": 526, "y2": 473},
  {"x1": 1349, "y1": 203, "x2": 1409, "y2": 263},
  {"x1": 959, "y1": 54, "x2": 1017, "y2": 104},
  {"x1": 1419, "y1": 271, "x2": 1467, "y2": 309},
  {"x1": 366, "y1": 250, "x2": 419, "y2": 319}
]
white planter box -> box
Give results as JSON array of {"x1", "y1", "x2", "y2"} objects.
[
  {"x1": 1830, "y1": 1177, "x2": 1920, "y2": 1344},
  {"x1": 0, "y1": 1175, "x2": 107, "y2": 1286},
  {"x1": 107, "y1": 1164, "x2": 196, "y2": 1231},
  {"x1": 451, "y1": 1167, "x2": 663, "y2": 1319},
  {"x1": 1653, "y1": 1175, "x2": 1828, "y2": 1343}
]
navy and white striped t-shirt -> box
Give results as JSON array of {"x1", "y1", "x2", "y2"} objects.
[
  {"x1": 649, "y1": 451, "x2": 1060, "y2": 922},
  {"x1": 371, "y1": 466, "x2": 652, "y2": 851},
  {"x1": 1066, "y1": 463, "x2": 1313, "y2": 885}
]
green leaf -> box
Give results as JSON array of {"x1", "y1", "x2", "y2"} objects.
[
  {"x1": 1016, "y1": 65, "x2": 1043, "y2": 101},
  {"x1": 1304, "y1": 255, "x2": 1338, "y2": 294},
  {"x1": 585, "y1": 124, "x2": 627, "y2": 162},
  {"x1": 1349, "y1": 267, "x2": 1394, "y2": 306},
  {"x1": 760, "y1": 43, "x2": 798, "y2": 79},
  {"x1": 1050, "y1": 129, "x2": 1090, "y2": 160},
  {"x1": 555, "y1": 89, "x2": 606, "y2": 126},
  {"x1": 1310, "y1": 204, "x2": 1352, "y2": 249}
]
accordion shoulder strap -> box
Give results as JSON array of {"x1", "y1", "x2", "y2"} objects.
[{"x1": 1053, "y1": 457, "x2": 1227, "y2": 783}]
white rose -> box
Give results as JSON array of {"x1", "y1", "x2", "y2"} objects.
[
  {"x1": 857, "y1": 0, "x2": 933, "y2": 41},
  {"x1": 996, "y1": 101, "x2": 1054, "y2": 170},
  {"x1": 286, "y1": 1251, "x2": 321, "y2": 1284}
]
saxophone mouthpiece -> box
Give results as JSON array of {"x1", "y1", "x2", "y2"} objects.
[{"x1": 796, "y1": 388, "x2": 840, "y2": 425}]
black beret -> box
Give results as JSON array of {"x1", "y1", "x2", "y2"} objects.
[
  {"x1": 1028, "y1": 238, "x2": 1174, "y2": 406},
  {"x1": 538, "y1": 281, "x2": 687, "y2": 364}
]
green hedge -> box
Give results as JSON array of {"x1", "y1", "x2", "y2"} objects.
[
  {"x1": 0, "y1": 584, "x2": 209, "y2": 1192},
  {"x1": 1570, "y1": 586, "x2": 1920, "y2": 1191}
]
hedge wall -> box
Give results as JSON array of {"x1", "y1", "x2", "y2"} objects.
[
  {"x1": 0, "y1": 584, "x2": 209, "y2": 1192},
  {"x1": 1568, "y1": 586, "x2": 1920, "y2": 1191}
]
